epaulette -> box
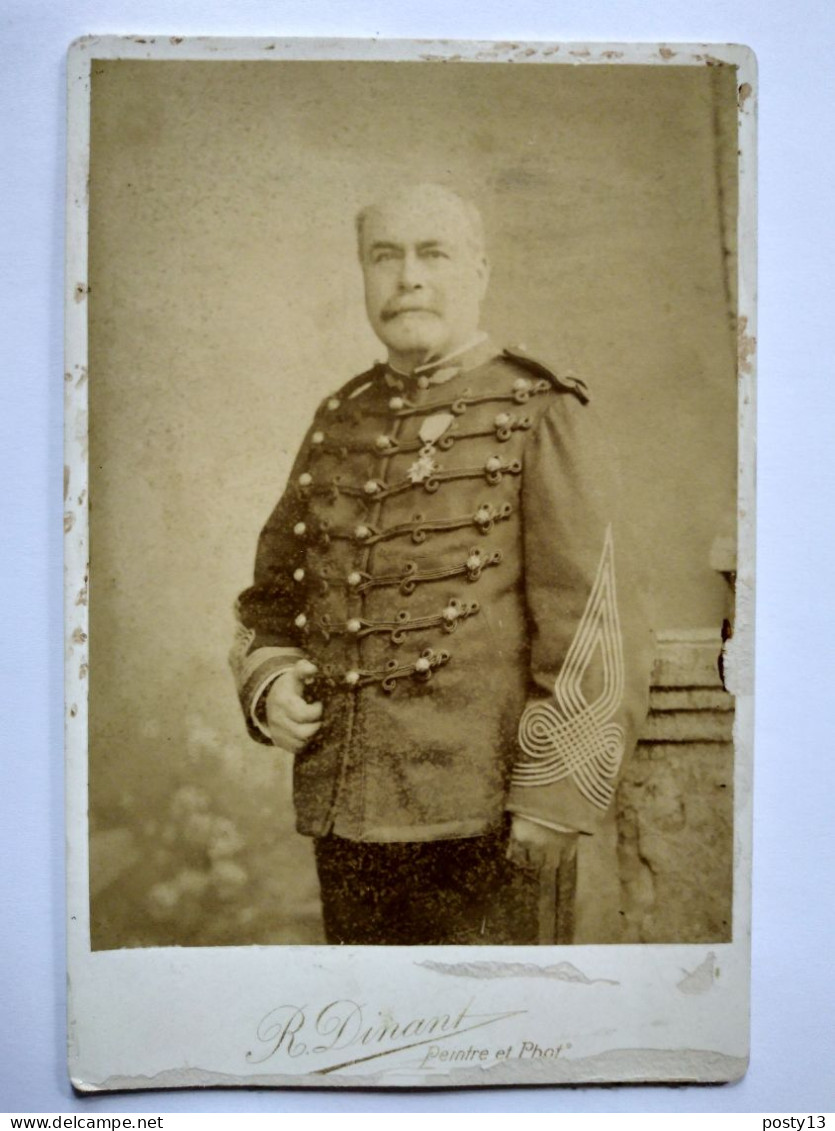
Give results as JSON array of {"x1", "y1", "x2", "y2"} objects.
[
  {"x1": 502, "y1": 345, "x2": 590, "y2": 404},
  {"x1": 323, "y1": 362, "x2": 388, "y2": 407}
]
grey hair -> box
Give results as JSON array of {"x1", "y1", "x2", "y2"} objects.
[{"x1": 355, "y1": 183, "x2": 486, "y2": 260}]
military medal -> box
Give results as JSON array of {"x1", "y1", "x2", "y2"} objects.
[
  {"x1": 407, "y1": 450, "x2": 439, "y2": 484},
  {"x1": 407, "y1": 412, "x2": 454, "y2": 483}
]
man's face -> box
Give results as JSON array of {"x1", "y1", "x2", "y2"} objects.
[{"x1": 359, "y1": 191, "x2": 489, "y2": 367}]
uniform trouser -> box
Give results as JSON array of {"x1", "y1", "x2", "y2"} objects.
[{"x1": 313, "y1": 823, "x2": 542, "y2": 946}]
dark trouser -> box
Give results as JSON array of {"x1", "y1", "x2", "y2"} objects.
[{"x1": 313, "y1": 824, "x2": 541, "y2": 946}]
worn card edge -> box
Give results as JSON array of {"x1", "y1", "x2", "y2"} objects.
[{"x1": 64, "y1": 35, "x2": 756, "y2": 1091}]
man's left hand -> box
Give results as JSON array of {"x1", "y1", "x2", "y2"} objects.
[{"x1": 507, "y1": 815, "x2": 579, "y2": 871}]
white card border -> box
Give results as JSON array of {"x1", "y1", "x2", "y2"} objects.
[{"x1": 64, "y1": 35, "x2": 756, "y2": 1092}]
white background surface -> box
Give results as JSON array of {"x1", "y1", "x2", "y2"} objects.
[{"x1": 1, "y1": 0, "x2": 833, "y2": 1114}]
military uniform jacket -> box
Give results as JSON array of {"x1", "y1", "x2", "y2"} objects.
[{"x1": 232, "y1": 338, "x2": 652, "y2": 842}]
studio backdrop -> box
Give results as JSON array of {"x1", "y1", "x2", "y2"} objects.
[{"x1": 83, "y1": 57, "x2": 739, "y2": 949}]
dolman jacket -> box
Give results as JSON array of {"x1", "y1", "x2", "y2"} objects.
[{"x1": 231, "y1": 338, "x2": 652, "y2": 842}]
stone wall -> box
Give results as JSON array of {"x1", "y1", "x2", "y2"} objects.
[{"x1": 616, "y1": 629, "x2": 734, "y2": 943}]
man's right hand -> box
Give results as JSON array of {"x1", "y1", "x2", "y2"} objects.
[{"x1": 264, "y1": 659, "x2": 323, "y2": 754}]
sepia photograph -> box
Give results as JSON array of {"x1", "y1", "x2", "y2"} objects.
[{"x1": 65, "y1": 36, "x2": 755, "y2": 1088}]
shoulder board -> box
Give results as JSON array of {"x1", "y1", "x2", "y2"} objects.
[
  {"x1": 327, "y1": 362, "x2": 388, "y2": 405},
  {"x1": 502, "y1": 346, "x2": 589, "y2": 404}
]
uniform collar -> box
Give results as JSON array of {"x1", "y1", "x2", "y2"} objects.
[{"x1": 383, "y1": 334, "x2": 499, "y2": 389}]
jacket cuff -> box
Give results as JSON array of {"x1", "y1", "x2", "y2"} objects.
[
  {"x1": 505, "y1": 785, "x2": 599, "y2": 837},
  {"x1": 231, "y1": 645, "x2": 305, "y2": 744},
  {"x1": 506, "y1": 810, "x2": 582, "y2": 836},
  {"x1": 248, "y1": 659, "x2": 302, "y2": 739}
]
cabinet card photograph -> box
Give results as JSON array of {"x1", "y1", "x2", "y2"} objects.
[{"x1": 65, "y1": 36, "x2": 756, "y2": 1089}]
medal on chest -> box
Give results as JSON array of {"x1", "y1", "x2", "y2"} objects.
[{"x1": 407, "y1": 412, "x2": 454, "y2": 484}]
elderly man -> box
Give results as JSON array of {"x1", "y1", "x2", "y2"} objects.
[{"x1": 231, "y1": 183, "x2": 651, "y2": 945}]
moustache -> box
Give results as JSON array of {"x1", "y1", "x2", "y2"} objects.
[{"x1": 381, "y1": 304, "x2": 440, "y2": 322}]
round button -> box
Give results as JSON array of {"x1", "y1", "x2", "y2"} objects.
[
  {"x1": 475, "y1": 506, "x2": 491, "y2": 524},
  {"x1": 364, "y1": 480, "x2": 380, "y2": 495},
  {"x1": 414, "y1": 656, "x2": 431, "y2": 673},
  {"x1": 443, "y1": 603, "x2": 460, "y2": 623},
  {"x1": 345, "y1": 670, "x2": 360, "y2": 686},
  {"x1": 485, "y1": 456, "x2": 502, "y2": 473},
  {"x1": 293, "y1": 522, "x2": 306, "y2": 536},
  {"x1": 327, "y1": 397, "x2": 340, "y2": 411},
  {"x1": 389, "y1": 396, "x2": 404, "y2": 411},
  {"x1": 346, "y1": 618, "x2": 361, "y2": 634},
  {"x1": 293, "y1": 568, "x2": 305, "y2": 582},
  {"x1": 294, "y1": 613, "x2": 307, "y2": 628},
  {"x1": 495, "y1": 412, "x2": 511, "y2": 427},
  {"x1": 375, "y1": 434, "x2": 391, "y2": 451},
  {"x1": 298, "y1": 472, "x2": 312, "y2": 487},
  {"x1": 311, "y1": 431, "x2": 324, "y2": 445},
  {"x1": 417, "y1": 376, "x2": 430, "y2": 390},
  {"x1": 355, "y1": 525, "x2": 371, "y2": 541},
  {"x1": 513, "y1": 377, "x2": 531, "y2": 393},
  {"x1": 347, "y1": 571, "x2": 362, "y2": 587},
  {"x1": 466, "y1": 552, "x2": 482, "y2": 571}
]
